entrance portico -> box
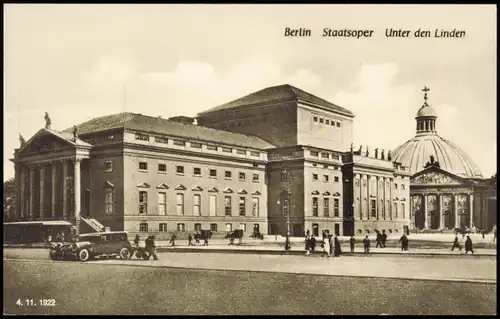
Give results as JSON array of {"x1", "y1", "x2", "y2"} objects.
[{"x1": 11, "y1": 128, "x2": 92, "y2": 235}]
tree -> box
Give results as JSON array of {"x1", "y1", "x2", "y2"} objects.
[{"x1": 3, "y1": 178, "x2": 16, "y2": 221}]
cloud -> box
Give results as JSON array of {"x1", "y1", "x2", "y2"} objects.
[
  {"x1": 83, "y1": 56, "x2": 137, "y2": 87},
  {"x1": 141, "y1": 61, "x2": 217, "y2": 87}
]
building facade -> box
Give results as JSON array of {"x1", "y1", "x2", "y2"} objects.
[{"x1": 11, "y1": 84, "x2": 417, "y2": 238}]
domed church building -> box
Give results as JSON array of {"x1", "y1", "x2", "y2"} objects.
[{"x1": 392, "y1": 87, "x2": 496, "y2": 232}]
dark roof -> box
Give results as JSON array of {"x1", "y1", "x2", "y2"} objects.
[
  {"x1": 198, "y1": 84, "x2": 354, "y2": 117},
  {"x1": 63, "y1": 113, "x2": 275, "y2": 150}
]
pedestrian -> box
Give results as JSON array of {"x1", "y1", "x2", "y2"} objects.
[
  {"x1": 450, "y1": 235, "x2": 462, "y2": 251},
  {"x1": 203, "y1": 232, "x2": 209, "y2": 246},
  {"x1": 305, "y1": 235, "x2": 311, "y2": 255},
  {"x1": 375, "y1": 231, "x2": 382, "y2": 248},
  {"x1": 310, "y1": 236, "x2": 317, "y2": 253},
  {"x1": 134, "y1": 234, "x2": 140, "y2": 247},
  {"x1": 349, "y1": 236, "x2": 356, "y2": 253},
  {"x1": 333, "y1": 236, "x2": 342, "y2": 257},
  {"x1": 493, "y1": 225, "x2": 497, "y2": 242},
  {"x1": 195, "y1": 231, "x2": 200, "y2": 244},
  {"x1": 381, "y1": 230, "x2": 387, "y2": 248},
  {"x1": 464, "y1": 235, "x2": 474, "y2": 254},
  {"x1": 399, "y1": 233, "x2": 408, "y2": 251},
  {"x1": 169, "y1": 233, "x2": 176, "y2": 246},
  {"x1": 145, "y1": 235, "x2": 159, "y2": 260},
  {"x1": 363, "y1": 235, "x2": 371, "y2": 254},
  {"x1": 323, "y1": 235, "x2": 331, "y2": 257},
  {"x1": 188, "y1": 233, "x2": 194, "y2": 246}
]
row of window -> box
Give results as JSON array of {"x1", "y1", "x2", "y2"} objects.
[
  {"x1": 312, "y1": 163, "x2": 340, "y2": 169},
  {"x1": 309, "y1": 151, "x2": 341, "y2": 160},
  {"x1": 361, "y1": 199, "x2": 406, "y2": 219},
  {"x1": 311, "y1": 197, "x2": 341, "y2": 217},
  {"x1": 134, "y1": 162, "x2": 260, "y2": 182},
  {"x1": 355, "y1": 178, "x2": 406, "y2": 190},
  {"x1": 312, "y1": 116, "x2": 342, "y2": 127},
  {"x1": 312, "y1": 174, "x2": 340, "y2": 183},
  {"x1": 139, "y1": 222, "x2": 260, "y2": 233},
  {"x1": 134, "y1": 133, "x2": 261, "y2": 157},
  {"x1": 218, "y1": 115, "x2": 270, "y2": 130}
]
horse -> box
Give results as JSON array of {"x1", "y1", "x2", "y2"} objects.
[
  {"x1": 225, "y1": 229, "x2": 244, "y2": 245},
  {"x1": 194, "y1": 230, "x2": 213, "y2": 245},
  {"x1": 250, "y1": 231, "x2": 264, "y2": 240}
]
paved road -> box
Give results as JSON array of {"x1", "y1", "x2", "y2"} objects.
[
  {"x1": 4, "y1": 248, "x2": 496, "y2": 282},
  {"x1": 3, "y1": 258, "x2": 496, "y2": 315}
]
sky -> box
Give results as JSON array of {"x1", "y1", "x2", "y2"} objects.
[{"x1": 3, "y1": 4, "x2": 497, "y2": 180}]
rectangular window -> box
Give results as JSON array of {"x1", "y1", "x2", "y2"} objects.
[
  {"x1": 173, "y1": 139, "x2": 186, "y2": 146},
  {"x1": 139, "y1": 191, "x2": 148, "y2": 215},
  {"x1": 209, "y1": 195, "x2": 217, "y2": 217},
  {"x1": 371, "y1": 199, "x2": 376, "y2": 218},
  {"x1": 209, "y1": 169, "x2": 217, "y2": 177},
  {"x1": 177, "y1": 223, "x2": 185, "y2": 232},
  {"x1": 135, "y1": 133, "x2": 149, "y2": 141},
  {"x1": 401, "y1": 203, "x2": 405, "y2": 219},
  {"x1": 323, "y1": 175, "x2": 329, "y2": 182},
  {"x1": 139, "y1": 223, "x2": 148, "y2": 232},
  {"x1": 193, "y1": 194, "x2": 201, "y2": 216},
  {"x1": 319, "y1": 118, "x2": 324, "y2": 123},
  {"x1": 250, "y1": 151, "x2": 260, "y2": 157},
  {"x1": 325, "y1": 119, "x2": 330, "y2": 125},
  {"x1": 226, "y1": 223, "x2": 232, "y2": 232},
  {"x1": 236, "y1": 149, "x2": 246, "y2": 155},
  {"x1": 324, "y1": 198, "x2": 330, "y2": 217},
  {"x1": 225, "y1": 171, "x2": 232, "y2": 179},
  {"x1": 105, "y1": 188, "x2": 113, "y2": 215},
  {"x1": 331, "y1": 121, "x2": 335, "y2": 126},
  {"x1": 159, "y1": 223, "x2": 167, "y2": 232},
  {"x1": 222, "y1": 147, "x2": 232, "y2": 153},
  {"x1": 312, "y1": 174, "x2": 318, "y2": 181},
  {"x1": 252, "y1": 197, "x2": 259, "y2": 217},
  {"x1": 321, "y1": 152, "x2": 329, "y2": 159},
  {"x1": 176, "y1": 166, "x2": 184, "y2": 174},
  {"x1": 157, "y1": 192, "x2": 166, "y2": 215},
  {"x1": 207, "y1": 145, "x2": 217, "y2": 151},
  {"x1": 210, "y1": 223, "x2": 218, "y2": 232},
  {"x1": 176, "y1": 193, "x2": 184, "y2": 215},
  {"x1": 105, "y1": 161, "x2": 113, "y2": 172},
  {"x1": 310, "y1": 151, "x2": 319, "y2": 157},
  {"x1": 334, "y1": 198, "x2": 340, "y2": 217},
  {"x1": 394, "y1": 184, "x2": 398, "y2": 189},
  {"x1": 336, "y1": 122, "x2": 341, "y2": 127},
  {"x1": 139, "y1": 162, "x2": 148, "y2": 171},
  {"x1": 334, "y1": 176, "x2": 339, "y2": 183},
  {"x1": 239, "y1": 197, "x2": 246, "y2": 216},
  {"x1": 239, "y1": 172, "x2": 246, "y2": 180},
  {"x1": 194, "y1": 223, "x2": 201, "y2": 232},
  {"x1": 312, "y1": 197, "x2": 318, "y2": 217},
  {"x1": 393, "y1": 202, "x2": 398, "y2": 219},
  {"x1": 239, "y1": 223, "x2": 246, "y2": 232},
  {"x1": 224, "y1": 196, "x2": 232, "y2": 216},
  {"x1": 401, "y1": 184, "x2": 406, "y2": 190},
  {"x1": 313, "y1": 116, "x2": 318, "y2": 122},
  {"x1": 252, "y1": 173, "x2": 259, "y2": 182},
  {"x1": 158, "y1": 164, "x2": 167, "y2": 173},
  {"x1": 154, "y1": 136, "x2": 168, "y2": 144},
  {"x1": 312, "y1": 223, "x2": 319, "y2": 237},
  {"x1": 193, "y1": 167, "x2": 201, "y2": 176},
  {"x1": 190, "y1": 142, "x2": 202, "y2": 148}
]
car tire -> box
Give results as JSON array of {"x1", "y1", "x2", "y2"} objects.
[
  {"x1": 78, "y1": 248, "x2": 91, "y2": 262},
  {"x1": 49, "y1": 251, "x2": 58, "y2": 261},
  {"x1": 142, "y1": 251, "x2": 151, "y2": 260},
  {"x1": 119, "y1": 247, "x2": 131, "y2": 260}
]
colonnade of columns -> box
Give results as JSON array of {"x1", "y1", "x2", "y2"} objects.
[
  {"x1": 17, "y1": 157, "x2": 82, "y2": 229},
  {"x1": 415, "y1": 192, "x2": 474, "y2": 230}
]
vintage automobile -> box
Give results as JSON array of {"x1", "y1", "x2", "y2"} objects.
[{"x1": 49, "y1": 231, "x2": 133, "y2": 261}]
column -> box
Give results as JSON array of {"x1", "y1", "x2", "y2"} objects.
[
  {"x1": 52, "y1": 162, "x2": 57, "y2": 219},
  {"x1": 74, "y1": 158, "x2": 82, "y2": 235},
  {"x1": 423, "y1": 194, "x2": 428, "y2": 229},
  {"x1": 469, "y1": 193, "x2": 474, "y2": 228},
  {"x1": 19, "y1": 166, "x2": 26, "y2": 220},
  {"x1": 39, "y1": 165, "x2": 45, "y2": 219},
  {"x1": 366, "y1": 175, "x2": 370, "y2": 220},
  {"x1": 439, "y1": 194, "x2": 444, "y2": 229},
  {"x1": 62, "y1": 160, "x2": 68, "y2": 219},
  {"x1": 29, "y1": 167, "x2": 35, "y2": 219},
  {"x1": 454, "y1": 194, "x2": 459, "y2": 228}
]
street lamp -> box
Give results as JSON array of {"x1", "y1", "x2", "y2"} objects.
[{"x1": 284, "y1": 189, "x2": 291, "y2": 251}]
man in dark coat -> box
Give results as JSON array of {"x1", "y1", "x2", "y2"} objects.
[
  {"x1": 451, "y1": 235, "x2": 462, "y2": 251},
  {"x1": 305, "y1": 235, "x2": 311, "y2": 255},
  {"x1": 381, "y1": 230, "x2": 388, "y2": 248},
  {"x1": 310, "y1": 236, "x2": 317, "y2": 253},
  {"x1": 169, "y1": 233, "x2": 176, "y2": 246},
  {"x1": 349, "y1": 236, "x2": 356, "y2": 253},
  {"x1": 399, "y1": 233, "x2": 408, "y2": 251},
  {"x1": 333, "y1": 236, "x2": 342, "y2": 257},
  {"x1": 145, "y1": 235, "x2": 159, "y2": 260},
  {"x1": 188, "y1": 234, "x2": 194, "y2": 246},
  {"x1": 134, "y1": 234, "x2": 140, "y2": 247},
  {"x1": 375, "y1": 231, "x2": 382, "y2": 248},
  {"x1": 464, "y1": 235, "x2": 474, "y2": 254},
  {"x1": 363, "y1": 235, "x2": 371, "y2": 254}
]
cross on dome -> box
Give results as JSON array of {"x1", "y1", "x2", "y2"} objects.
[{"x1": 422, "y1": 86, "x2": 430, "y2": 105}]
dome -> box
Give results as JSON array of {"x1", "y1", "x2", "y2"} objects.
[
  {"x1": 416, "y1": 104, "x2": 437, "y2": 118},
  {"x1": 392, "y1": 134, "x2": 483, "y2": 178}
]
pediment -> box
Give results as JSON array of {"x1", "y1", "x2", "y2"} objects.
[
  {"x1": 18, "y1": 129, "x2": 74, "y2": 156},
  {"x1": 175, "y1": 184, "x2": 187, "y2": 191},
  {"x1": 156, "y1": 183, "x2": 169, "y2": 189},
  {"x1": 332, "y1": 192, "x2": 341, "y2": 197},
  {"x1": 411, "y1": 168, "x2": 464, "y2": 185},
  {"x1": 137, "y1": 182, "x2": 151, "y2": 188},
  {"x1": 208, "y1": 187, "x2": 219, "y2": 193},
  {"x1": 238, "y1": 189, "x2": 248, "y2": 194},
  {"x1": 223, "y1": 188, "x2": 234, "y2": 194},
  {"x1": 323, "y1": 191, "x2": 331, "y2": 196},
  {"x1": 311, "y1": 190, "x2": 320, "y2": 195},
  {"x1": 103, "y1": 181, "x2": 114, "y2": 188},
  {"x1": 251, "y1": 190, "x2": 261, "y2": 195},
  {"x1": 192, "y1": 186, "x2": 204, "y2": 191}
]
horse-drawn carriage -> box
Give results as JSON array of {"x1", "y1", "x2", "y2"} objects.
[
  {"x1": 250, "y1": 231, "x2": 264, "y2": 240},
  {"x1": 194, "y1": 229, "x2": 213, "y2": 244},
  {"x1": 225, "y1": 229, "x2": 244, "y2": 245}
]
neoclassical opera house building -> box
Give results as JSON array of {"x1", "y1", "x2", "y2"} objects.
[{"x1": 391, "y1": 88, "x2": 496, "y2": 232}]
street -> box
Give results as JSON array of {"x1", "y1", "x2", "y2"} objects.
[{"x1": 3, "y1": 249, "x2": 497, "y2": 315}]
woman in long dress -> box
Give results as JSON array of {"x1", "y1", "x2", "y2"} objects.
[{"x1": 323, "y1": 235, "x2": 331, "y2": 257}]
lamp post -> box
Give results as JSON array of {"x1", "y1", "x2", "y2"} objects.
[{"x1": 285, "y1": 188, "x2": 291, "y2": 251}]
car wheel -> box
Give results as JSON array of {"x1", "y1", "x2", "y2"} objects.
[
  {"x1": 142, "y1": 251, "x2": 151, "y2": 260},
  {"x1": 78, "y1": 249, "x2": 91, "y2": 262},
  {"x1": 49, "y1": 251, "x2": 58, "y2": 261},
  {"x1": 119, "y1": 247, "x2": 131, "y2": 260}
]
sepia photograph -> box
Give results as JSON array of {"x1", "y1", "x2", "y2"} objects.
[{"x1": 3, "y1": 3, "x2": 496, "y2": 315}]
